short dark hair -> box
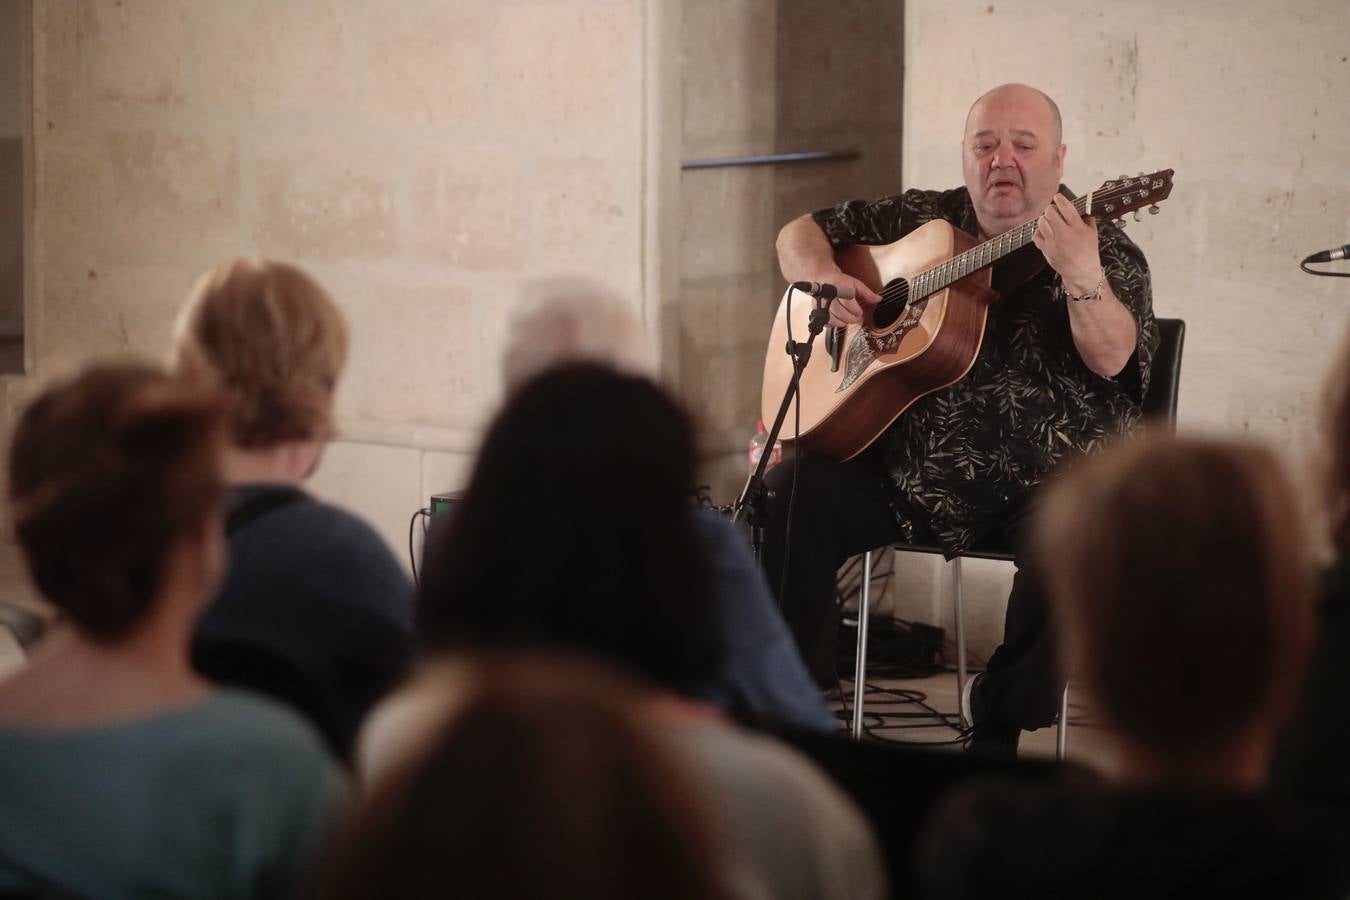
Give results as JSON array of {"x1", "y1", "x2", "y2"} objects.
[
  {"x1": 1321, "y1": 325, "x2": 1350, "y2": 554},
  {"x1": 318, "y1": 654, "x2": 729, "y2": 900},
  {"x1": 8, "y1": 362, "x2": 225, "y2": 639},
  {"x1": 1035, "y1": 435, "x2": 1312, "y2": 765},
  {"x1": 417, "y1": 364, "x2": 718, "y2": 695}
]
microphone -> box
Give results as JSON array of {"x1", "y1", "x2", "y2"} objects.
[
  {"x1": 1305, "y1": 244, "x2": 1350, "y2": 263},
  {"x1": 791, "y1": 281, "x2": 856, "y2": 301}
]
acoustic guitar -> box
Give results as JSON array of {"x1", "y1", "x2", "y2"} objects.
[{"x1": 760, "y1": 170, "x2": 1175, "y2": 461}]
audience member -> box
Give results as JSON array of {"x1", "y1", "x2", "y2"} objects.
[
  {"x1": 498, "y1": 279, "x2": 834, "y2": 732},
  {"x1": 399, "y1": 363, "x2": 886, "y2": 900},
  {"x1": 0, "y1": 363, "x2": 345, "y2": 899},
  {"x1": 1275, "y1": 326, "x2": 1350, "y2": 821},
  {"x1": 914, "y1": 435, "x2": 1350, "y2": 899},
  {"x1": 171, "y1": 258, "x2": 414, "y2": 759},
  {"x1": 326, "y1": 653, "x2": 731, "y2": 900},
  {"x1": 500, "y1": 276, "x2": 658, "y2": 387}
]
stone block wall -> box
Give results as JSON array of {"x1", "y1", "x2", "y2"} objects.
[
  {"x1": 891, "y1": 0, "x2": 1350, "y2": 660},
  {"x1": 0, "y1": 0, "x2": 24, "y2": 368},
  {"x1": 679, "y1": 0, "x2": 905, "y2": 501},
  {"x1": 8, "y1": 0, "x2": 681, "y2": 560}
]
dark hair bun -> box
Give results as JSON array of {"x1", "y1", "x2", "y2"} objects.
[{"x1": 9, "y1": 363, "x2": 226, "y2": 638}]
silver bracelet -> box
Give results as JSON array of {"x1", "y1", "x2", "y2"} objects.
[{"x1": 1064, "y1": 274, "x2": 1105, "y2": 303}]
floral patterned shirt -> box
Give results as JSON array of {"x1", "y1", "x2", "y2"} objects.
[{"x1": 812, "y1": 186, "x2": 1159, "y2": 553}]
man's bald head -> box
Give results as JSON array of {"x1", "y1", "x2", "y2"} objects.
[
  {"x1": 961, "y1": 83, "x2": 1068, "y2": 235},
  {"x1": 966, "y1": 83, "x2": 1062, "y2": 146}
]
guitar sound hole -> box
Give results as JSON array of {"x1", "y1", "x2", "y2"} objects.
[{"x1": 872, "y1": 278, "x2": 910, "y2": 329}]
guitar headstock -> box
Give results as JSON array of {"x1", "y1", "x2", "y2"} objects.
[{"x1": 1083, "y1": 169, "x2": 1174, "y2": 227}]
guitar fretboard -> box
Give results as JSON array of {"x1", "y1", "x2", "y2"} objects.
[{"x1": 909, "y1": 194, "x2": 1090, "y2": 301}]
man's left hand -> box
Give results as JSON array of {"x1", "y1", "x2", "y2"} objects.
[{"x1": 1032, "y1": 193, "x2": 1102, "y2": 295}]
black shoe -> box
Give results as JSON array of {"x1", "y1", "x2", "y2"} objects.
[{"x1": 961, "y1": 672, "x2": 1020, "y2": 759}]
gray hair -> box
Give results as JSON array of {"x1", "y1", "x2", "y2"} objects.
[{"x1": 501, "y1": 277, "x2": 656, "y2": 391}]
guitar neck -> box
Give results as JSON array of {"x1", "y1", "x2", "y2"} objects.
[{"x1": 911, "y1": 194, "x2": 1092, "y2": 300}]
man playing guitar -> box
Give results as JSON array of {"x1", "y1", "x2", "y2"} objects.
[{"x1": 767, "y1": 83, "x2": 1159, "y2": 755}]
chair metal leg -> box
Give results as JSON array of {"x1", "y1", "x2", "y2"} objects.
[
  {"x1": 851, "y1": 550, "x2": 873, "y2": 740},
  {"x1": 953, "y1": 557, "x2": 969, "y2": 729},
  {"x1": 1056, "y1": 684, "x2": 1069, "y2": 761}
]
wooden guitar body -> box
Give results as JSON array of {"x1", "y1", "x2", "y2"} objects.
[
  {"x1": 759, "y1": 168, "x2": 1175, "y2": 462},
  {"x1": 760, "y1": 218, "x2": 997, "y2": 461}
]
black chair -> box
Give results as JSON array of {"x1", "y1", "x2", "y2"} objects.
[{"x1": 850, "y1": 318, "x2": 1187, "y2": 756}]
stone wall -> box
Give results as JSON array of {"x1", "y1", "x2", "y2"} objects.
[
  {"x1": 12, "y1": 1, "x2": 1338, "y2": 668},
  {"x1": 680, "y1": 0, "x2": 904, "y2": 501},
  {"x1": 0, "y1": 0, "x2": 24, "y2": 365},
  {"x1": 890, "y1": 0, "x2": 1350, "y2": 659},
  {"x1": 8, "y1": 0, "x2": 681, "y2": 560}
]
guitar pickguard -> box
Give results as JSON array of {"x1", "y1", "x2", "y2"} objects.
[{"x1": 837, "y1": 298, "x2": 930, "y2": 392}]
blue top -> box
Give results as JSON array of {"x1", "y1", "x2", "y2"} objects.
[
  {"x1": 692, "y1": 510, "x2": 835, "y2": 732},
  {"x1": 0, "y1": 691, "x2": 347, "y2": 899},
  {"x1": 193, "y1": 484, "x2": 416, "y2": 759}
]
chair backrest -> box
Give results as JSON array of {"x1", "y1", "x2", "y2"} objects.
[{"x1": 1141, "y1": 318, "x2": 1185, "y2": 429}]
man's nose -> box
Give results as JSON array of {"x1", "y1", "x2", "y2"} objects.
[{"x1": 991, "y1": 145, "x2": 1017, "y2": 169}]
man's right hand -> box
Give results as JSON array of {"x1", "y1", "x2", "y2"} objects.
[
  {"x1": 775, "y1": 214, "x2": 881, "y2": 327},
  {"x1": 818, "y1": 273, "x2": 881, "y2": 328}
]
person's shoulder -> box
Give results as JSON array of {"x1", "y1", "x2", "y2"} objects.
[
  {"x1": 692, "y1": 506, "x2": 738, "y2": 538},
  {"x1": 882, "y1": 186, "x2": 965, "y2": 210},
  {"x1": 258, "y1": 493, "x2": 412, "y2": 584},
  {"x1": 671, "y1": 722, "x2": 887, "y2": 899},
  {"x1": 931, "y1": 773, "x2": 1092, "y2": 831},
  {"x1": 181, "y1": 693, "x2": 349, "y2": 864},
  {"x1": 926, "y1": 772, "x2": 1113, "y2": 857},
  {"x1": 671, "y1": 721, "x2": 866, "y2": 824},
  {"x1": 186, "y1": 690, "x2": 338, "y2": 760},
  {"x1": 691, "y1": 508, "x2": 752, "y2": 562},
  {"x1": 931, "y1": 185, "x2": 970, "y2": 206},
  {"x1": 897, "y1": 186, "x2": 970, "y2": 228},
  {"x1": 355, "y1": 660, "x2": 476, "y2": 784},
  {"x1": 177, "y1": 692, "x2": 348, "y2": 804},
  {"x1": 271, "y1": 493, "x2": 382, "y2": 544},
  {"x1": 914, "y1": 774, "x2": 1107, "y2": 898}
]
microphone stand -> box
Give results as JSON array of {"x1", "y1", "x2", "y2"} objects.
[{"x1": 732, "y1": 290, "x2": 833, "y2": 561}]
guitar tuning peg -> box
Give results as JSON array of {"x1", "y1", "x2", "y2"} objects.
[
  {"x1": 1148, "y1": 204, "x2": 1160, "y2": 215},
  {"x1": 1132, "y1": 209, "x2": 1142, "y2": 222},
  {"x1": 1118, "y1": 174, "x2": 1129, "y2": 181},
  {"x1": 1115, "y1": 218, "x2": 1126, "y2": 229}
]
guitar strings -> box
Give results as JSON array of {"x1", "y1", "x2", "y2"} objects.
[{"x1": 870, "y1": 187, "x2": 1142, "y2": 320}]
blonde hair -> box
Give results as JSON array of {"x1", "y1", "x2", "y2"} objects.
[
  {"x1": 1035, "y1": 435, "x2": 1313, "y2": 767},
  {"x1": 171, "y1": 259, "x2": 348, "y2": 448},
  {"x1": 501, "y1": 277, "x2": 655, "y2": 392}
]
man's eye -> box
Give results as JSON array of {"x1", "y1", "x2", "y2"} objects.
[
  {"x1": 975, "y1": 144, "x2": 994, "y2": 152},
  {"x1": 1015, "y1": 144, "x2": 1035, "y2": 151}
]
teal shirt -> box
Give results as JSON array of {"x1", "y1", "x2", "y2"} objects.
[{"x1": 0, "y1": 690, "x2": 348, "y2": 899}]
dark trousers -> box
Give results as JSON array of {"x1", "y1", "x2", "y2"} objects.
[{"x1": 761, "y1": 451, "x2": 1062, "y2": 732}]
